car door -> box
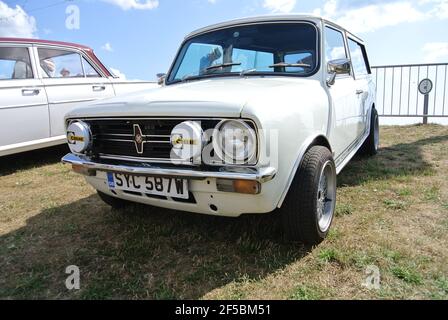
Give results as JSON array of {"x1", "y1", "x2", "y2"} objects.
[
  {"x1": 0, "y1": 44, "x2": 49, "y2": 153},
  {"x1": 324, "y1": 26, "x2": 359, "y2": 160},
  {"x1": 35, "y1": 46, "x2": 115, "y2": 138},
  {"x1": 347, "y1": 37, "x2": 372, "y2": 137}
]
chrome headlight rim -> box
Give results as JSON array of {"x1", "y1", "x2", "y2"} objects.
[
  {"x1": 66, "y1": 120, "x2": 92, "y2": 154},
  {"x1": 212, "y1": 119, "x2": 257, "y2": 164}
]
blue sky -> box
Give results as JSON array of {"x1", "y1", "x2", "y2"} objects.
[{"x1": 1, "y1": 0, "x2": 447, "y2": 80}]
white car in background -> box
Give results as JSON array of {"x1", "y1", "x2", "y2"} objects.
[
  {"x1": 0, "y1": 38, "x2": 158, "y2": 156},
  {"x1": 63, "y1": 15, "x2": 378, "y2": 245}
]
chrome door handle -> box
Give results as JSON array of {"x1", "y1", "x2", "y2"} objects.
[
  {"x1": 92, "y1": 85, "x2": 106, "y2": 92},
  {"x1": 22, "y1": 88, "x2": 40, "y2": 96},
  {"x1": 356, "y1": 90, "x2": 364, "y2": 95}
]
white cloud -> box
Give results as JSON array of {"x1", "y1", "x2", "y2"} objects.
[
  {"x1": 263, "y1": 0, "x2": 297, "y2": 13},
  {"x1": 422, "y1": 42, "x2": 448, "y2": 63},
  {"x1": 101, "y1": 42, "x2": 114, "y2": 52},
  {"x1": 110, "y1": 67, "x2": 127, "y2": 79},
  {"x1": 0, "y1": 1, "x2": 37, "y2": 38},
  {"x1": 336, "y1": 2, "x2": 425, "y2": 33},
  {"x1": 314, "y1": 1, "x2": 431, "y2": 33},
  {"x1": 101, "y1": 0, "x2": 159, "y2": 10},
  {"x1": 421, "y1": 0, "x2": 448, "y2": 19}
]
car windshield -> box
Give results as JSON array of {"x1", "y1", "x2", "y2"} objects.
[{"x1": 167, "y1": 23, "x2": 318, "y2": 84}]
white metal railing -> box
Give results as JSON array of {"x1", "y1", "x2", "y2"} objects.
[{"x1": 372, "y1": 63, "x2": 448, "y2": 123}]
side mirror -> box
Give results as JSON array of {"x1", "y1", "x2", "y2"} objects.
[
  {"x1": 156, "y1": 73, "x2": 166, "y2": 85},
  {"x1": 327, "y1": 59, "x2": 351, "y2": 86}
]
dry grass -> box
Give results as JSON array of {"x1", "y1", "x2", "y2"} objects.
[{"x1": 0, "y1": 125, "x2": 447, "y2": 300}]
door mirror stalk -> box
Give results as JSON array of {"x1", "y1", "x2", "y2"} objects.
[{"x1": 156, "y1": 73, "x2": 166, "y2": 86}]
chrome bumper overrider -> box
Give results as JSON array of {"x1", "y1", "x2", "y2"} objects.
[{"x1": 62, "y1": 153, "x2": 277, "y2": 183}]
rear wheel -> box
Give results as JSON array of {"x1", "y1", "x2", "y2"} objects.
[
  {"x1": 97, "y1": 191, "x2": 132, "y2": 209},
  {"x1": 280, "y1": 146, "x2": 337, "y2": 245},
  {"x1": 360, "y1": 108, "x2": 379, "y2": 156}
]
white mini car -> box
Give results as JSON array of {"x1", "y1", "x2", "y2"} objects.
[{"x1": 63, "y1": 15, "x2": 378, "y2": 245}]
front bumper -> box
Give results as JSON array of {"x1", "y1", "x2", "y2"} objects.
[
  {"x1": 62, "y1": 153, "x2": 278, "y2": 217},
  {"x1": 62, "y1": 153, "x2": 277, "y2": 183}
]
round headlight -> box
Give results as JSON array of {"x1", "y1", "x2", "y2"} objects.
[
  {"x1": 66, "y1": 121, "x2": 91, "y2": 154},
  {"x1": 213, "y1": 120, "x2": 256, "y2": 163}
]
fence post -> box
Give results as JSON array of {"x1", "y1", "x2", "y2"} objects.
[
  {"x1": 423, "y1": 94, "x2": 429, "y2": 124},
  {"x1": 419, "y1": 78, "x2": 433, "y2": 124}
]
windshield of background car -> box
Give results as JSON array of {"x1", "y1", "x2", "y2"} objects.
[{"x1": 167, "y1": 22, "x2": 319, "y2": 84}]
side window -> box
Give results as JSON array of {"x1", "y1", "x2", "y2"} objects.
[
  {"x1": 325, "y1": 27, "x2": 347, "y2": 64},
  {"x1": 82, "y1": 57, "x2": 101, "y2": 78},
  {"x1": 37, "y1": 48, "x2": 84, "y2": 78},
  {"x1": 348, "y1": 39, "x2": 369, "y2": 77},
  {"x1": 0, "y1": 47, "x2": 33, "y2": 80}
]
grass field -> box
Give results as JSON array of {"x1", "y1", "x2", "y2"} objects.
[{"x1": 1, "y1": 125, "x2": 447, "y2": 300}]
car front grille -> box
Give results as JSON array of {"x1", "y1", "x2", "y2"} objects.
[{"x1": 84, "y1": 118, "x2": 219, "y2": 164}]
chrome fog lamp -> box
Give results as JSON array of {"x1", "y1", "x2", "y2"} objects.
[
  {"x1": 213, "y1": 120, "x2": 256, "y2": 163},
  {"x1": 66, "y1": 121, "x2": 92, "y2": 154},
  {"x1": 170, "y1": 121, "x2": 204, "y2": 162}
]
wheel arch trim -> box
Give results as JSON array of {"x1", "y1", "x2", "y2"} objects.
[{"x1": 276, "y1": 133, "x2": 332, "y2": 208}]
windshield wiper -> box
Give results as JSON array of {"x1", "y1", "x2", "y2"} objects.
[
  {"x1": 239, "y1": 68, "x2": 258, "y2": 76},
  {"x1": 268, "y1": 63, "x2": 312, "y2": 69},
  {"x1": 206, "y1": 62, "x2": 242, "y2": 71}
]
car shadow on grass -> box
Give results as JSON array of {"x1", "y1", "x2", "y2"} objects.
[
  {"x1": 338, "y1": 134, "x2": 448, "y2": 187},
  {"x1": 0, "y1": 194, "x2": 308, "y2": 299},
  {"x1": 0, "y1": 145, "x2": 69, "y2": 177}
]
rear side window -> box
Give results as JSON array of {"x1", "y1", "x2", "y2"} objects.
[
  {"x1": 348, "y1": 39, "x2": 369, "y2": 77},
  {"x1": 0, "y1": 47, "x2": 33, "y2": 80},
  {"x1": 324, "y1": 27, "x2": 347, "y2": 64}
]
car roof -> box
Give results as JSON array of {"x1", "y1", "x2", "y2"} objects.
[
  {"x1": 0, "y1": 38, "x2": 93, "y2": 51},
  {"x1": 0, "y1": 37, "x2": 114, "y2": 77},
  {"x1": 185, "y1": 14, "x2": 364, "y2": 43}
]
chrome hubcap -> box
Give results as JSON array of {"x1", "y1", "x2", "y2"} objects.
[{"x1": 317, "y1": 161, "x2": 336, "y2": 232}]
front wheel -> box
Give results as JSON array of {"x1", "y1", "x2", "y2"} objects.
[{"x1": 280, "y1": 146, "x2": 337, "y2": 245}]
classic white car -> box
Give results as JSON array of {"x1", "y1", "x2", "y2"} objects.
[
  {"x1": 62, "y1": 15, "x2": 378, "y2": 245},
  {"x1": 0, "y1": 38, "x2": 158, "y2": 156}
]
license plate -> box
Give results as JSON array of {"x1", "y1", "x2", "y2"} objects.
[{"x1": 107, "y1": 173, "x2": 188, "y2": 199}]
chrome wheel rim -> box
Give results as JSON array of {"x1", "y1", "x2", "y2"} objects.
[
  {"x1": 374, "y1": 114, "x2": 379, "y2": 151},
  {"x1": 317, "y1": 161, "x2": 336, "y2": 232}
]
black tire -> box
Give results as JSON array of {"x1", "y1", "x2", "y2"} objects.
[
  {"x1": 360, "y1": 108, "x2": 379, "y2": 156},
  {"x1": 97, "y1": 191, "x2": 132, "y2": 209},
  {"x1": 280, "y1": 146, "x2": 337, "y2": 245}
]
